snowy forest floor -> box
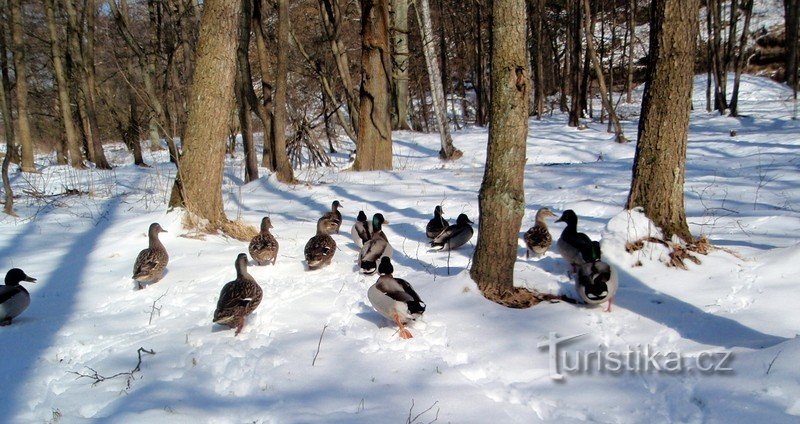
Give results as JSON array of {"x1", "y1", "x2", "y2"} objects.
[{"x1": 1, "y1": 75, "x2": 798, "y2": 423}]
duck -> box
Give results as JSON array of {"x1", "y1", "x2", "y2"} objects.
[
  {"x1": 430, "y1": 213, "x2": 474, "y2": 251},
  {"x1": 555, "y1": 210, "x2": 599, "y2": 269},
  {"x1": 575, "y1": 244, "x2": 618, "y2": 312},
  {"x1": 1, "y1": 268, "x2": 37, "y2": 326},
  {"x1": 359, "y1": 213, "x2": 393, "y2": 274},
  {"x1": 132, "y1": 222, "x2": 169, "y2": 289},
  {"x1": 305, "y1": 217, "x2": 338, "y2": 270},
  {"x1": 425, "y1": 205, "x2": 449, "y2": 239},
  {"x1": 213, "y1": 253, "x2": 263, "y2": 335},
  {"x1": 524, "y1": 207, "x2": 557, "y2": 258},
  {"x1": 319, "y1": 200, "x2": 343, "y2": 234},
  {"x1": 367, "y1": 257, "x2": 425, "y2": 339},
  {"x1": 249, "y1": 217, "x2": 279, "y2": 265},
  {"x1": 351, "y1": 210, "x2": 372, "y2": 248}
]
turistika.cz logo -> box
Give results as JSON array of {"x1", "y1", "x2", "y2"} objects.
[{"x1": 537, "y1": 332, "x2": 734, "y2": 380}]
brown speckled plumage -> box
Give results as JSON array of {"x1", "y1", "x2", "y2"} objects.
[
  {"x1": 524, "y1": 208, "x2": 556, "y2": 258},
  {"x1": 132, "y1": 223, "x2": 169, "y2": 289},
  {"x1": 249, "y1": 217, "x2": 278, "y2": 265},
  {"x1": 305, "y1": 218, "x2": 338, "y2": 269},
  {"x1": 319, "y1": 200, "x2": 343, "y2": 234},
  {"x1": 213, "y1": 254, "x2": 263, "y2": 335}
]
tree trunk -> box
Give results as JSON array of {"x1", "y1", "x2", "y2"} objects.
[
  {"x1": 0, "y1": 2, "x2": 15, "y2": 165},
  {"x1": 625, "y1": 0, "x2": 635, "y2": 103},
  {"x1": 252, "y1": 0, "x2": 275, "y2": 169},
  {"x1": 473, "y1": 2, "x2": 488, "y2": 126},
  {"x1": 44, "y1": 0, "x2": 83, "y2": 168},
  {"x1": 529, "y1": 0, "x2": 545, "y2": 118},
  {"x1": 626, "y1": 0, "x2": 698, "y2": 242},
  {"x1": 169, "y1": 0, "x2": 242, "y2": 230},
  {"x1": 9, "y1": 0, "x2": 35, "y2": 172},
  {"x1": 413, "y1": 0, "x2": 461, "y2": 160},
  {"x1": 354, "y1": 0, "x2": 393, "y2": 171},
  {"x1": 273, "y1": 0, "x2": 295, "y2": 183},
  {"x1": 567, "y1": 0, "x2": 582, "y2": 127},
  {"x1": 83, "y1": 0, "x2": 111, "y2": 169},
  {"x1": 730, "y1": 0, "x2": 754, "y2": 116},
  {"x1": 471, "y1": 0, "x2": 529, "y2": 303},
  {"x1": 391, "y1": 0, "x2": 411, "y2": 130},
  {"x1": 785, "y1": 0, "x2": 799, "y2": 90},
  {"x1": 581, "y1": 0, "x2": 627, "y2": 143},
  {"x1": 237, "y1": 0, "x2": 259, "y2": 183},
  {"x1": 319, "y1": 0, "x2": 360, "y2": 134},
  {"x1": 0, "y1": 22, "x2": 12, "y2": 215}
]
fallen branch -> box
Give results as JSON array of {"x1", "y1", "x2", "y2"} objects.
[
  {"x1": 69, "y1": 347, "x2": 156, "y2": 390},
  {"x1": 312, "y1": 324, "x2": 328, "y2": 366}
]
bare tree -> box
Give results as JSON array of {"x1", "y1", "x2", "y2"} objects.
[
  {"x1": 272, "y1": 0, "x2": 296, "y2": 183},
  {"x1": 730, "y1": 0, "x2": 754, "y2": 116},
  {"x1": 391, "y1": 0, "x2": 411, "y2": 130},
  {"x1": 627, "y1": 0, "x2": 698, "y2": 242},
  {"x1": 9, "y1": 0, "x2": 35, "y2": 172}
]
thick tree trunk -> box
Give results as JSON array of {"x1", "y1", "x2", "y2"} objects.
[
  {"x1": 44, "y1": 0, "x2": 83, "y2": 168},
  {"x1": 273, "y1": 0, "x2": 295, "y2": 183},
  {"x1": 354, "y1": 0, "x2": 393, "y2": 171},
  {"x1": 169, "y1": 0, "x2": 242, "y2": 229},
  {"x1": 581, "y1": 0, "x2": 627, "y2": 143},
  {"x1": 9, "y1": 0, "x2": 35, "y2": 172},
  {"x1": 237, "y1": 0, "x2": 259, "y2": 183},
  {"x1": 414, "y1": 0, "x2": 461, "y2": 160},
  {"x1": 471, "y1": 0, "x2": 529, "y2": 302},
  {"x1": 730, "y1": 0, "x2": 754, "y2": 116},
  {"x1": 627, "y1": 0, "x2": 698, "y2": 242},
  {"x1": 391, "y1": 0, "x2": 411, "y2": 130}
]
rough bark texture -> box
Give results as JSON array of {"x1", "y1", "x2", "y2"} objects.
[
  {"x1": 391, "y1": 0, "x2": 411, "y2": 130},
  {"x1": 273, "y1": 0, "x2": 295, "y2": 183},
  {"x1": 45, "y1": 0, "x2": 83, "y2": 168},
  {"x1": 169, "y1": 0, "x2": 241, "y2": 227},
  {"x1": 237, "y1": 0, "x2": 259, "y2": 183},
  {"x1": 0, "y1": 39, "x2": 12, "y2": 215},
  {"x1": 567, "y1": 0, "x2": 582, "y2": 127},
  {"x1": 730, "y1": 0, "x2": 754, "y2": 116},
  {"x1": 253, "y1": 0, "x2": 275, "y2": 169},
  {"x1": 354, "y1": 0, "x2": 393, "y2": 171},
  {"x1": 470, "y1": 0, "x2": 529, "y2": 300},
  {"x1": 626, "y1": 0, "x2": 697, "y2": 242},
  {"x1": 320, "y1": 0, "x2": 360, "y2": 134},
  {"x1": 9, "y1": 0, "x2": 35, "y2": 172}
]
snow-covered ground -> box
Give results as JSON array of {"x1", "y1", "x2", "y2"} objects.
[{"x1": 1, "y1": 74, "x2": 798, "y2": 423}]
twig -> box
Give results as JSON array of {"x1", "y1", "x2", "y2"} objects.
[
  {"x1": 766, "y1": 349, "x2": 782, "y2": 375},
  {"x1": 406, "y1": 399, "x2": 440, "y2": 424},
  {"x1": 148, "y1": 290, "x2": 168, "y2": 325},
  {"x1": 69, "y1": 347, "x2": 156, "y2": 390},
  {"x1": 312, "y1": 324, "x2": 328, "y2": 366}
]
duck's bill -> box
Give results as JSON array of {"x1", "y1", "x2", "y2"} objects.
[{"x1": 24, "y1": 276, "x2": 37, "y2": 283}]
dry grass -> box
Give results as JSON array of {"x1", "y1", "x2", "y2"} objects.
[
  {"x1": 479, "y1": 284, "x2": 569, "y2": 309},
  {"x1": 182, "y1": 212, "x2": 258, "y2": 242},
  {"x1": 625, "y1": 234, "x2": 726, "y2": 270}
]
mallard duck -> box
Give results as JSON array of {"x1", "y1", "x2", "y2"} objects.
[
  {"x1": 132, "y1": 222, "x2": 169, "y2": 289},
  {"x1": 359, "y1": 213, "x2": 393, "y2": 274},
  {"x1": 367, "y1": 257, "x2": 426, "y2": 339},
  {"x1": 249, "y1": 217, "x2": 279, "y2": 265},
  {"x1": 213, "y1": 253, "x2": 263, "y2": 335},
  {"x1": 430, "y1": 213, "x2": 474, "y2": 251},
  {"x1": 555, "y1": 210, "x2": 599, "y2": 269},
  {"x1": 1, "y1": 268, "x2": 37, "y2": 326},
  {"x1": 319, "y1": 200, "x2": 343, "y2": 234},
  {"x1": 425, "y1": 205, "x2": 449, "y2": 239},
  {"x1": 524, "y1": 207, "x2": 557, "y2": 258},
  {"x1": 576, "y1": 253, "x2": 618, "y2": 312},
  {"x1": 305, "y1": 217, "x2": 338, "y2": 270},
  {"x1": 351, "y1": 210, "x2": 372, "y2": 248}
]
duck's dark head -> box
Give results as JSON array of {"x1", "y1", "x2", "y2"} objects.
[
  {"x1": 456, "y1": 214, "x2": 473, "y2": 226},
  {"x1": 378, "y1": 257, "x2": 394, "y2": 275},
  {"x1": 148, "y1": 222, "x2": 167, "y2": 236},
  {"x1": 372, "y1": 213, "x2": 387, "y2": 231},
  {"x1": 260, "y1": 217, "x2": 274, "y2": 232},
  {"x1": 434, "y1": 205, "x2": 444, "y2": 217},
  {"x1": 331, "y1": 200, "x2": 342, "y2": 211},
  {"x1": 357, "y1": 210, "x2": 367, "y2": 222},
  {"x1": 5, "y1": 268, "x2": 36, "y2": 286},
  {"x1": 555, "y1": 210, "x2": 578, "y2": 227},
  {"x1": 235, "y1": 253, "x2": 249, "y2": 276}
]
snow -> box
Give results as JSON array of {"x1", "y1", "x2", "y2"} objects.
[{"x1": 1, "y1": 73, "x2": 799, "y2": 423}]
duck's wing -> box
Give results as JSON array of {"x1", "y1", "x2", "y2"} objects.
[
  {"x1": 133, "y1": 248, "x2": 166, "y2": 278},
  {"x1": 214, "y1": 279, "x2": 263, "y2": 322},
  {"x1": 525, "y1": 224, "x2": 552, "y2": 248},
  {"x1": 0, "y1": 285, "x2": 21, "y2": 304},
  {"x1": 426, "y1": 217, "x2": 449, "y2": 239}
]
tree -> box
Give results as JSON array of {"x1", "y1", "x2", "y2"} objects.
[
  {"x1": 353, "y1": 0, "x2": 393, "y2": 171},
  {"x1": 0, "y1": 35, "x2": 12, "y2": 215},
  {"x1": 169, "y1": 0, "x2": 244, "y2": 234},
  {"x1": 391, "y1": 0, "x2": 411, "y2": 130},
  {"x1": 785, "y1": 0, "x2": 799, "y2": 91},
  {"x1": 730, "y1": 0, "x2": 754, "y2": 116},
  {"x1": 9, "y1": 0, "x2": 35, "y2": 172},
  {"x1": 626, "y1": 0, "x2": 699, "y2": 242},
  {"x1": 470, "y1": 0, "x2": 531, "y2": 306},
  {"x1": 236, "y1": 0, "x2": 259, "y2": 183},
  {"x1": 272, "y1": 0, "x2": 296, "y2": 183}
]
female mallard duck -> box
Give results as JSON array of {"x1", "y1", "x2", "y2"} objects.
[
  {"x1": 524, "y1": 207, "x2": 557, "y2": 258},
  {"x1": 319, "y1": 200, "x2": 343, "y2": 234},
  {"x1": 359, "y1": 213, "x2": 393, "y2": 274},
  {"x1": 213, "y1": 253, "x2": 263, "y2": 335},
  {"x1": 1, "y1": 268, "x2": 37, "y2": 326},
  {"x1": 425, "y1": 205, "x2": 449, "y2": 239},
  {"x1": 249, "y1": 217, "x2": 279, "y2": 265},
  {"x1": 351, "y1": 210, "x2": 372, "y2": 248},
  {"x1": 367, "y1": 257, "x2": 425, "y2": 339},
  {"x1": 305, "y1": 217, "x2": 339, "y2": 270},
  {"x1": 555, "y1": 210, "x2": 599, "y2": 269},
  {"x1": 576, "y1": 249, "x2": 618, "y2": 312},
  {"x1": 430, "y1": 213, "x2": 474, "y2": 251},
  {"x1": 132, "y1": 222, "x2": 169, "y2": 289}
]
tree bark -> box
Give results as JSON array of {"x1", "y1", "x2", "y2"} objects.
[
  {"x1": 273, "y1": 0, "x2": 295, "y2": 183},
  {"x1": 785, "y1": 0, "x2": 799, "y2": 90},
  {"x1": 413, "y1": 0, "x2": 461, "y2": 160},
  {"x1": 252, "y1": 0, "x2": 275, "y2": 169},
  {"x1": 354, "y1": 0, "x2": 393, "y2": 171},
  {"x1": 169, "y1": 0, "x2": 242, "y2": 229},
  {"x1": 471, "y1": 0, "x2": 529, "y2": 301},
  {"x1": 9, "y1": 0, "x2": 35, "y2": 172},
  {"x1": 237, "y1": 0, "x2": 259, "y2": 183},
  {"x1": 625, "y1": 0, "x2": 635, "y2": 103},
  {"x1": 391, "y1": 0, "x2": 411, "y2": 130},
  {"x1": 730, "y1": 0, "x2": 754, "y2": 116},
  {"x1": 627, "y1": 0, "x2": 698, "y2": 242},
  {"x1": 0, "y1": 18, "x2": 12, "y2": 214},
  {"x1": 319, "y1": 0, "x2": 360, "y2": 134},
  {"x1": 567, "y1": 0, "x2": 582, "y2": 127},
  {"x1": 0, "y1": 1, "x2": 15, "y2": 165},
  {"x1": 45, "y1": 0, "x2": 83, "y2": 168}
]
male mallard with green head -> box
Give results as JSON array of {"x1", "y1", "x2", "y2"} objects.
[
  {"x1": 430, "y1": 213, "x2": 474, "y2": 251},
  {"x1": 1, "y1": 268, "x2": 37, "y2": 326},
  {"x1": 359, "y1": 213, "x2": 393, "y2": 274},
  {"x1": 367, "y1": 257, "x2": 425, "y2": 339}
]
